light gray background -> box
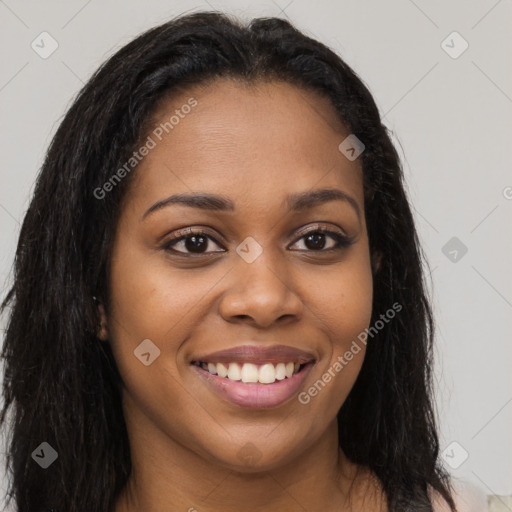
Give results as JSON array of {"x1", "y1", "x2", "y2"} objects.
[{"x1": 1, "y1": 0, "x2": 511, "y2": 508}]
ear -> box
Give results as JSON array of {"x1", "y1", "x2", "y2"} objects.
[
  {"x1": 96, "y1": 303, "x2": 109, "y2": 341},
  {"x1": 371, "y1": 251, "x2": 383, "y2": 275}
]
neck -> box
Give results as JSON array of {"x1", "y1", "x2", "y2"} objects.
[{"x1": 114, "y1": 407, "x2": 371, "y2": 512}]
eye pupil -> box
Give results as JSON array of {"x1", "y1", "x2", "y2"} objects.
[
  {"x1": 305, "y1": 232, "x2": 326, "y2": 250},
  {"x1": 185, "y1": 235, "x2": 208, "y2": 252}
]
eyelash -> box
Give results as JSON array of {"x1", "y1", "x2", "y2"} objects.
[{"x1": 161, "y1": 226, "x2": 354, "y2": 256}]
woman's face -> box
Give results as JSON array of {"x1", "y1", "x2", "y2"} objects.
[{"x1": 104, "y1": 79, "x2": 374, "y2": 471}]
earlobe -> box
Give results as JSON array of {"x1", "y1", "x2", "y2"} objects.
[
  {"x1": 96, "y1": 303, "x2": 109, "y2": 341},
  {"x1": 371, "y1": 251, "x2": 383, "y2": 274}
]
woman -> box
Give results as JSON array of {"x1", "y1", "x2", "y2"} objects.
[{"x1": 0, "y1": 11, "x2": 458, "y2": 512}]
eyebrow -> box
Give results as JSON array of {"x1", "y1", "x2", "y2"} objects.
[{"x1": 141, "y1": 187, "x2": 361, "y2": 220}]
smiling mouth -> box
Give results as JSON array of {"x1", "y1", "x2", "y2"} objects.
[{"x1": 191, "y1": 361, "x2": 309, "y2": 385}]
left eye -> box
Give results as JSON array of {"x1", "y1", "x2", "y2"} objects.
[
  {"x1": 289, "y1": 229, "x2": 353, "y2": 252},
  {"x1": 163, "y1": 228, "x2": 353, "y2": 255}
]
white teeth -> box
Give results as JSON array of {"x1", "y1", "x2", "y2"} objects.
[
  {"x1": 202, "y1": 361, "x2": 305, "y2": 384},
  {"x1": 241, "y1": 363, "x2": 259, "y2": 383},
  {"x1": 275, "y1": 363, "x2": 286, "y2": 380},
  {"x1": 259, "y1": 363, "x2": 276, "y2": 384},
  {"x1": 216, "y1": 363, "x2": 228, "y2": 378},
  {"x1": 227, "y1": 362, "x2": 241, "y2": 381}
]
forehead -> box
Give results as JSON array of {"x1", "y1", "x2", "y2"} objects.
[{"x1": 124, "y1": 79, "x2": 363, "y2": 213}]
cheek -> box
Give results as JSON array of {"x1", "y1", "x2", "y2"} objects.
[
  {"x1": 310, "y1": 253, "x2": 374, "y2": 349},
  {"x1": 105, "y1": 245, "x2": 180, "y2": 382},
  {"x1": 105, "y1": 248, "x2": 216, "y2": 428},
  {"x1": 107, "y1": 245, "x2": 216, "y2": 346},
  {"x1": 106, "y1": 241, "x2": 239, "y2": 417},
  {"x1": 301, "y1": 249, "x2": 373, "y2": 408}
]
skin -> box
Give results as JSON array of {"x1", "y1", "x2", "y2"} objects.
[{"x1": 100, "y1": 78, "x2": 386, "y2": 511}]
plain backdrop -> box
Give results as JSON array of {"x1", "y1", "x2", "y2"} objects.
[{"x1": 1, "y1": 0, "x2": 511, "y2": 507}]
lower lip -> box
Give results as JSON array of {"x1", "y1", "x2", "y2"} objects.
[{"x1": 192, "y1": 363, "x2": 314, "y2": 409}]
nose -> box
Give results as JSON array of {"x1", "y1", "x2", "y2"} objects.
[{"x1": 218, "y1": 250, "x2": 304, "y2": 328}]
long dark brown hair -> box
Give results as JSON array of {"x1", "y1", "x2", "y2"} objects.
[{"x1": 1, "y1": 11, "x2": 456, "y2": 512}]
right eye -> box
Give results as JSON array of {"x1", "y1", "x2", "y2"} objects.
[{"x1": 162, "y1": 228, "x2": 225, "y2": 255}]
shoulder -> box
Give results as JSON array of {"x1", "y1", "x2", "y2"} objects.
[
  {"x1": 429, "y1": 480, "x2": 489, "y2": 512},
  {"x1": 430, "y1": 490, "x2": 454, "y2": 512}
]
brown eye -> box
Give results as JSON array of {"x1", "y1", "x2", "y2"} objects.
[
  {"x1": 289, "y1": 228, "x2": 354, "y2": 252},
  {"x1": 163, "y1": 229, "x2": 224, "y2": 255}
]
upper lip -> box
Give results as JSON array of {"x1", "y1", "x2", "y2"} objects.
[{"x1": 191, "y1": 344, "x2": 316, "y2": 365}]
